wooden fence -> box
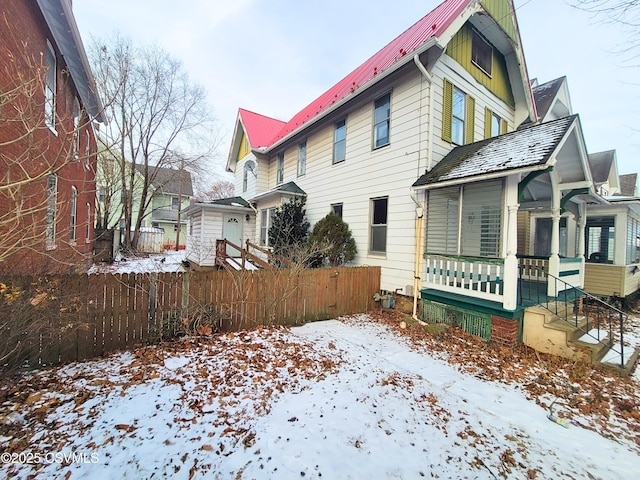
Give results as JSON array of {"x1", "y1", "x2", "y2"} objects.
[{"x1": 0, "y1": 266, "x2": 380, "y2": 367}]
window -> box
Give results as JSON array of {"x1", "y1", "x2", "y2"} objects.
[
  {"x1": 442, "y1": 79, "x2": 475, "y2": 145},
  {"x1": 73, "y1": 98, "x2": 81, "y2": 159},
  {"x1": 484, "y1": 108, "x2": 507, "y2": 139},
  {"x1": 472, "y1": 28, "x2": 493, "y2": 76},
  {"x1": 426, "y1": 180, "x2": 503, "y2": 258},
  {"x1": 277, "y1": 153, "x2": 284, "y2": 184},
  {"x1": 243, "y1": 160, "x2": 256, "y2": 193},
  {"x1": 585, "y1": 216, "x2": 615, "y2": 263},
  {"x1": 298, "y1": 140, "x2": 306, "y2": 177},
  {"x1": 373, "y1": 93, "x2": 391, "y2": 148},
  {"x1": 260, "y1": 207, "x2": 276, "y2": 246},
  {"x1": 534, "y1": 218, "x2": 568, "y2": 258},
  {"x1": 70, "y1": 186, "x2": 77, "y2": 242},
  {"x1": 452, "y1": 87, "x2": 466, "y2": 145},
  {"x1": 333, "y1": 119, "x2": 346, "y2": 164},
  {"x1": 45, "y1": 174, "x2": 57, "y2": 249},
  {"x1": 44, "y1": 41, "x2": 56, "y2": 129},
  {"x1": 370, "y1": 197, "x2": 388, "y2": 254},
  {"x1": 172, "y1": 197, "x2": 179, "y2": 210},
  {"x1": 86, "y1": 203, "x2": 91, "y2": 243},
  {"x1": 331, "y1": 203, "x2": 343, "y2": 218}
]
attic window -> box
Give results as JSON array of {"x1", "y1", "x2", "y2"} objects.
[{"x1": 471, "y1": 28, "x2": 492, "y2": 76}]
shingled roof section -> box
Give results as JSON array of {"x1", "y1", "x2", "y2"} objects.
[
  {"x1": 588, "y1": 150, "x2": 616, "y2": 185},
  {"x1": 135, "y1": 165, "x2": 194, "y2": 197},
  {"x1": 519, "y1": 76, "x2": 564, "y2": 127},
  {"x1": 413, "y1": 115, "x2": 577, "y2": 188},
  {"x1": 239, "y1": 108, "x2": 286, "y2": 149},
  {"x1": 618, "y1": 173, "x2": 638, "y2": 197}
]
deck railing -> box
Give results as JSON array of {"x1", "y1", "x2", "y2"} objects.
[
  {"x1": 423, "y1": 255, "x2": 504, "y2": 304},
  {"x1": 518, "y1": 263, "x2": 626, "y2": 368}
]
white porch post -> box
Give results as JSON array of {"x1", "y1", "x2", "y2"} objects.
[
  {"x1": 577, "y1": 203, "x2": 586, "y2": 287},
  {"x1": 548, "y1": 206, "x2": 561, "y2": 296},
  {"x1": 503, "y1": 176, "x2": 519, "y2": 310}
]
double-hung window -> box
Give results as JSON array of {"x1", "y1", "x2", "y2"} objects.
[
  {"x1": 276, "y1": 153, "x2": 284, "y2": 184},
  {"x1": 373, "y1": 93, "x2": 391, "y2": 148},
  {"x1": 333, "y1": 119, "x2": 346, "y2": 164},
  {"x1": 298, "y1": 140, "x2": 306, "y2": 177},
  {"x1": 260, "y1": 208, "x2": 277, "y2": 246},
  {"x1": 44, "y1": 41, "x2": 56, "y2": 130},
  {"x1": 442, "y1": 79, "x2": 475, "y2": 145},
  {"x1": 370, "y1": 197, "x2": 388, "y2": 254},
  {"x1": 70, "y1": 186, "x2": 77, "y2": 242},
  {"x1": 45, "y1": 174, "x2": 58, "y2": 249}
]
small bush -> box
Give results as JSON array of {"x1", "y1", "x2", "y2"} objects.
[{"x1": 308, "y1": 213, "x2": 357, "y2": 267}]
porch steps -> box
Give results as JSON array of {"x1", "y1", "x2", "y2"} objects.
[{"x1": 525, "y1": 302, "x2": 639, "y2": 377}]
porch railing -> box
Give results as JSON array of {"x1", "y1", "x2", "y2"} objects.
[
  {"x1": 424, "y1": 255, "x2": 504, "y2": 304},
  {"x1": 518, "y1": 263, "x2": 626, "y2": 368}
]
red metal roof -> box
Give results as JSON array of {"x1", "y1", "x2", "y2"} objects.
[
  {"x1": 241, "y1": 0, "x2": 470, "y2": 150},
  {"x1": 238, "y1": 108, "x2": 287, "y2": 149}
]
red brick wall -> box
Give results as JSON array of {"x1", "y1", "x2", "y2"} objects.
[
  {"x1": 491, "y1": 315, "x2": 520, "y2": 346},
  {"x1": 0, "y1": 0, "x2": 97, "y2": 274}
]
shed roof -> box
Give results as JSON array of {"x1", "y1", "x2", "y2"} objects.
[{"x1": 413, "y1": 115, "x2": 577, "y2": 188}]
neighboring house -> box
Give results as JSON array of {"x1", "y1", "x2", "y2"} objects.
[
  {"x1": 96, "y1": 161, "x2": 193, "y2": 251},
  {"x1": 0, "y1": 0, "x2": 103, "y2": 275}
]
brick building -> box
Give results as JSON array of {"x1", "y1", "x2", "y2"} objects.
[{"x1": 0, "y1": 0, "x2": 103, "y2": 274}]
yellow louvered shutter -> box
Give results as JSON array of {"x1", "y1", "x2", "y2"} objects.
[
  {"x1": 484, "y1": 107, "x2": 492, "y2": 139},
  {"x1": 465, "y1": 95, "x2": 475, "y2": 144},
  {"x1": 500, "y1": 118, "x2": 508, "y2": 135},
  {"x1": 442, "y1": 79, "x2": 453, "y2": 143}
]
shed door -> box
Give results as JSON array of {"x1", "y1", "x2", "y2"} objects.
[{"x1": 223, "y1": 215, "x2": 242, "y2": 256}]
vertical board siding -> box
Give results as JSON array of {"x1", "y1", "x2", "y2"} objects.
[{"x1": 0, "y1": 267, "x2": 380, "y2": 367}]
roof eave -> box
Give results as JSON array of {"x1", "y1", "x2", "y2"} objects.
[
  {"x1": 262, "y1": 37, "x2": 441, "y2": 154},
  {"x1": 412, "y1": 162, "x2": 551, "y2": 191}
]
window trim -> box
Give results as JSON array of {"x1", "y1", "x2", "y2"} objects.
[
  {"x1": 369, "y1": 196, "x2": 388, "y2": 255},
  {"x1": 333, "y1": 118, "x2": 346, "y2": 164},
  {"x1": 260, "y1": 207, "x2": 277, "y2": 246},
  {"x1": 70, "y1": 186, "x2": 78, "y2": 243},
  {"x1": 471, "y1": 28, "x2": 493, "y2": 77},
  {"x1": 373, "y1": 92, "x2": 391, "y2": 149},
  {"x1": 44, "y1": 40, "x2": 57, "y2": 132},
  {"x1": 86, "y1": 203, "x2": 91, "y2": 243},
  {"x1": 331, "y1": 203, "x2": 343, "y2": 219},
  {"x1": 276, "y1": 152, "x2": 284, "y2": 185},
  {"x1": 45, "y1": 174, "x2": 58, "y2": 250},
  {"x1": 297, "y1": 140, "x2": 307, "y2": 177}
]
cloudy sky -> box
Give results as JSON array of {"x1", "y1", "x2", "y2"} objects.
[{"x1": 73, "y1": 0, "x2": 639, "y2": 177}]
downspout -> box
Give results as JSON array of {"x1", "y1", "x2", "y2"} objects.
[{"x1": 411, "y1": 54, "x2": 433, "y2": 325}]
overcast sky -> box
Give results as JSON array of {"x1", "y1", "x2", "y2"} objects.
[{"x1": 73, "y1": 0, "x2": 639, "y2": 178}]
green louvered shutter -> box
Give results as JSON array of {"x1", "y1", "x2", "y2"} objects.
[
  {"x1": 500, "y1": 118, "x2": 508, "y2": 135},
  {"x1": 442, "y1": 79, "x2": 453, "y2": 143},
  {"x1": 465, "y1": 95, "x2": 475, "y2": 144},
  {"x1": 484, "y1": 107, "x2": 492, "y2": 139}
]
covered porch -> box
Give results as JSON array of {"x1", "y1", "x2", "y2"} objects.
[{"x1": 413, "y1": 115, "x2": 598, "y2": 314}]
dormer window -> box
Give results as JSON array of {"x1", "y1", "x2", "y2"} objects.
[{"x1": 471, "y1": 28, "x2": 492, "y2": 76}]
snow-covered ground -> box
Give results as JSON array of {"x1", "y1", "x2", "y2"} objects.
[
  {"x1": 1, "y1": 314, "x2": 638, "y2": 479},
  {"x1": 88, "y1": 250, "x2": 187, "y2": 275}
]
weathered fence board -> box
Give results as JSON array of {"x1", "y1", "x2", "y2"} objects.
[{"x1": 1, "y1": 266, "x2": 380, "y2": 367}]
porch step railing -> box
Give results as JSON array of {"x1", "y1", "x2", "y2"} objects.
[{"x1": 518, "y1": 263, "x2": 627, "y2": 368}]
